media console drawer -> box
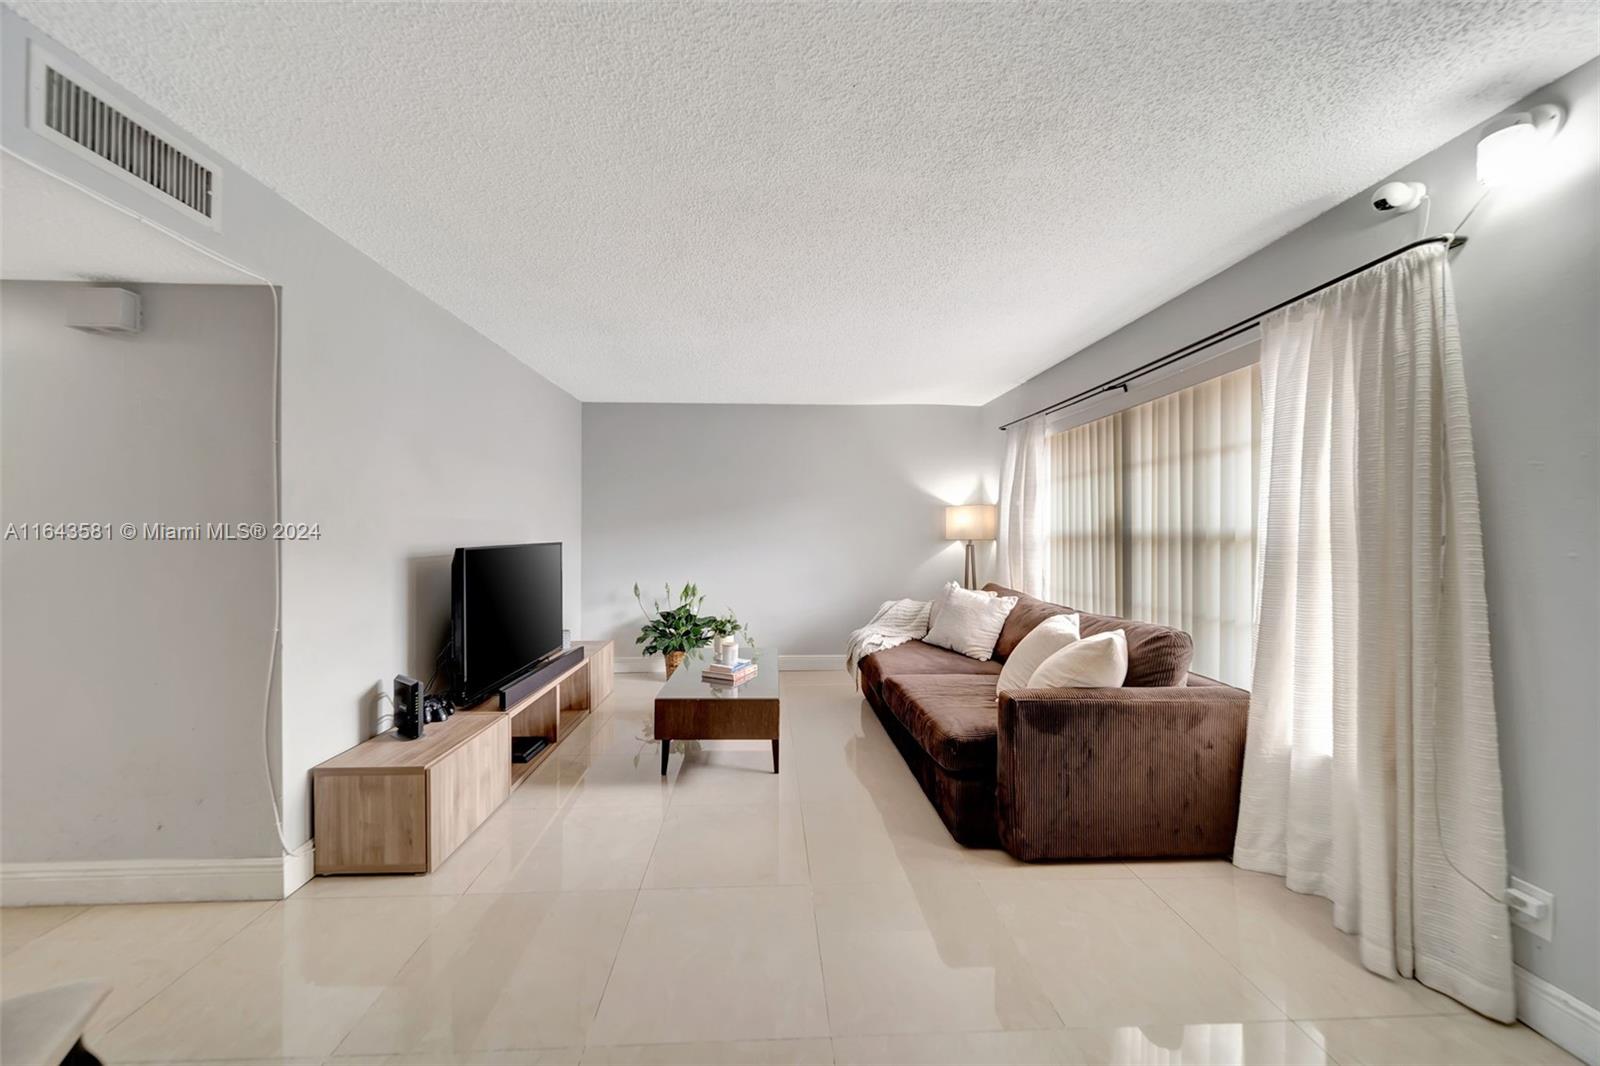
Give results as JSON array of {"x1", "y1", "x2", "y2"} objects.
[{"x1": 311, "y1": 711, "x2": 510, "y2": 875}]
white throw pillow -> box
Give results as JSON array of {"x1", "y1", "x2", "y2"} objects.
[
  {"x1": 996, "y1": 613, "x2": 1081, "y2": 694},
  {"x1": 923, "y1": 586, "x2": 1017, "y2": 661},
  {"x1": 927, "y1": 580, "x2": 992, "y2": 632},
  {"x1": 1027, "y1": 629, "x2": 1128, "y2": 689}
]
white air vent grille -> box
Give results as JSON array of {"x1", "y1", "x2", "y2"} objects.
[{"x1": 28, "y1": 44, "x2": 220, "y2": 227}]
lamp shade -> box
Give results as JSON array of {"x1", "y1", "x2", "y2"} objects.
[{"x1": 945, "y1": 504, "x2": 998, "y2": 541}]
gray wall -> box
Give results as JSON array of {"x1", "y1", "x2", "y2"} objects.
[
  {"x1": 1, "y1": 9, "x2": 585, "y2": 875},
  {"x1": 985, "y1": 60, "x2": 1600, "y2": 1007},
  {"x1": 1, "y1": 282, "x2": 279, "y2": 861},
  {"x1": 583, "y1": 404, "x2": 996, "y2": 660}
]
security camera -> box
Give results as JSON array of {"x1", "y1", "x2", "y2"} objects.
[{"x1": 1371, "y1": 181, "x2": 1427, "y2": 214}]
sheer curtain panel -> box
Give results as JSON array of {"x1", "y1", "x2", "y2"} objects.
[
  {"x1": 997, "y1": 414, "x2": 1049, "y2": 597},
  {"x1": 1124, "y1": 364, "x2": 1260, "y2": 685},
  {"x1": 1047, "y1": 413, "x2": 1123, "y2": 616},
  {"x1": 1233, "y1": 243, "x2": 1513, "y2": 1019},
  {"x1": 1045, "y1": 364, "x2": 1259, "y2": 685}
]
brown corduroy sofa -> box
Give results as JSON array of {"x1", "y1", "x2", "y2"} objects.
[{"x1": 857, "y1": 584, "x2": 1249, "y2": 861}]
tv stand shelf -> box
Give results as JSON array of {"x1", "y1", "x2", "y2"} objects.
[
  {"x1": 463, "y1": 639, "x2": 613, "y2": 784},
  {"x1": 310, "y1": 638, "x2": 614, "y2": 876}
]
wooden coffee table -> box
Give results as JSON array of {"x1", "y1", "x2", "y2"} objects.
[{"x1": 654, "y1": 647, "x2": 781, "y2": 775}]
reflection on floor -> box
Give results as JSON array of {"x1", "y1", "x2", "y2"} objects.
[{"x1": 1, "y1": 673, "x2": 1578, "y2": 1065}]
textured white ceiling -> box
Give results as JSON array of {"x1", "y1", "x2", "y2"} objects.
[
  {"x1": 1, "y1": 153, "x2": 255, "y2": 284},
  {"x1": 8, "y1": 2, "x2": 1596, "y2": 404}
]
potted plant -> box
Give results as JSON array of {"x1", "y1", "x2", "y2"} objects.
[
  {"x1": 633, "y1": 582, "x2": 710, "y2": 678},
  {"x1": 705, "y1": 610, "x2": 744, "y2": 666}
]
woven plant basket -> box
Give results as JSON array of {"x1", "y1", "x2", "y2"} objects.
[{"x1": 664, "y1": 651, "x2": 686, "y2": 678}]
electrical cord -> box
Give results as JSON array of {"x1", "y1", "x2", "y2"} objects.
[
  {"x1": 1425, "y1": 229, "x2": 1507, "y2": 912},
  {"x1": 1414, "y1": 194, "x2": 1432, "y2": 242},
  {"x1": 1450, "y1": 184, "x2": 1496, "y2": 239},
  {"x1": 7, "y1": 155, "x2": 298, "y2": 857}
]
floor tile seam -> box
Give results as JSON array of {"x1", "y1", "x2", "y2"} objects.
[
  {"x1": 1289, "y1": 1007, "x2": 1485, "y2": 1023},
  {"x1": 96, "y1": 898, "x2": 281, "y2": 1046},
  {"x1": 326, "y1": 894, "x2": 478, "y2": 1060},
  {"x1": 11, "y1": 905, "x2": 93, "y2": 944},
  {"x1": 791, "y1": 785, "x2": 837, "y2": 1043},
  {"x1": 1128, "y1": 866, "x2": 1241, "y2": 883},
  {"x1": 1142, "y1": 873, "x2": 1479, "y2": 1025},
  {"x1": 568, "y1": 1034, "x2": 839, "y2": 1057},
  {"x1": 582, "y1": 815, "x2": 662, "y2": 1040},
  {"x1": 941, "y1": 878, "x2": 1070, "y2": 1034},
  {"x1": 1291, "y1": 1017, "x2": 1345, "y2": 1066},
  {"x1": 1139, "y1": 875, "x2": 1294, "y2": 1023},
  {"x1": 803, "y1": 854, "x2": 836, "y2": 1042},
  {"x1": 639, "y1": 877, "x2": 815, "y2": 891},
  {"x1": 827, "y1": 1023, "x2": 1089, "y2": 1045}
]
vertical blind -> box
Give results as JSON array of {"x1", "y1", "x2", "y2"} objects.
[{"x1": 1047, "y1": 363, "x2": 1260, "y2": 686}]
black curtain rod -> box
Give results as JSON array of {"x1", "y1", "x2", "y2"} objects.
[{"x1": 998, "y1": 233, "x2": 1467, "y2": 431}]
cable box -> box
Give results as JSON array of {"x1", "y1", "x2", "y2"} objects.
[{"x1": 511, "y1": 736, "x2": 549, "y2": 764}]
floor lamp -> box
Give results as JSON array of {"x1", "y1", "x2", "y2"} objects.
[{"x1": 945, "y1": 505, "x2": 998, "y2": 590}]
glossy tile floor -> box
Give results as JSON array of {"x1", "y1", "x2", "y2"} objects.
[{"x1": 1, "y1": 673, "x2": 1578, "y2": 1065}]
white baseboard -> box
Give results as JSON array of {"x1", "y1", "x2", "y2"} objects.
[
  {"x1": 1, "y1": 856, "x2": 285, "y2": 906},
  {"x1": 616, "y1": 654, "x2": 844, "y2": 675},
  {"x1": 1517, "y1": 965, "x2": 1600, "y2": 1065},
  {"x1": 778, "y1": 654, "x2": 845, "y2": 671},
  {"x1": 281, "y1": 843, "x2": 315, "y2": 898}
]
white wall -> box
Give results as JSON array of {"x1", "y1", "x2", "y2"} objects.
[
  {"x1": 0, "y1": 11, "x2": 585, "y2": 884},
  {"x1": 984, "y1": 60, "x2": 1600, "y2": 1010},
  {"x1": 1, "y1": 282, "x2": 279, "y2": 862},
  {"x1": 583, "y1": 404, "x2": 996, "y2": 661}
]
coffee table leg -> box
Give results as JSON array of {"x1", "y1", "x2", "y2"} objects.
[
  {"x1": 771, "y1": 737, "x2": 780, "y2": 774},
  {"x1": 660, "y1": 739, "x2": 670, "y2": 776}
]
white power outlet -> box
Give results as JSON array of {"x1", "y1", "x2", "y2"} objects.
[{"x1": 1507, "y1": 877, "x2": 1554, "y2": 941}]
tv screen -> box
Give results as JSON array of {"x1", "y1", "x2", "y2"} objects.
[{"x1": 452, "y1": 542, "x2": 563, "y2": 705}]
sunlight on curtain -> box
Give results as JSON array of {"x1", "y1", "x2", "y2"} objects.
[
  {"x1": 1125, "y1": 364, "x2": 1260, "y2": 685},
  {"x1": 1046, "y1": 363, "x2": 1259, "y2": 686},
  {"x1": 1047, "y1": 414, "x2": 1122, "y2": 615}
]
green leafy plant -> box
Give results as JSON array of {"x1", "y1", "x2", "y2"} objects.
[
  {"x1": 705, "y1": 609, "x2": 757, "y2": 648},
  {"x1": 633, "y1": 582, "x2": 711, "y2": 658},
  {"x1": 632, "y1": 586, "x2": 757, "y2": 676}
]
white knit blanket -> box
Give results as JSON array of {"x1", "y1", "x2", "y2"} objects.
[{"x1": 844, "y1": 598, "x2": 931, "y2": 680}]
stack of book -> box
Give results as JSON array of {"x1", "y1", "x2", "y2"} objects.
[{"x1": 702, "y1": 658, "x2": 757, "y2": 685}]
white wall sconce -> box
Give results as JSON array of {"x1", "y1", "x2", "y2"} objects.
[{"x1": 1477, "y1": 104, "x2": 1564, "y2": 186}]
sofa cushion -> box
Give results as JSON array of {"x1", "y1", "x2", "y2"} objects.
[
  {"x1": 858, "y1": 640, "x2": 1001, "y2": 702},
  {"x1": 997, "y1": 612, "x2": 1080, "y2": 695},
  {"x1": 986, "y1": 583, "x2": 1074, "y2": 660},
  {"x1": 1029, "y1": 629, "x2": 1128, "y2": 688},
  {"x1": 924, "y1": 585, "x2": 1017, "y2": 661},
  {"x1": 984, "y1": 584, "x2": 1194, "y2": 687},
  {"x1": 881, "y1": 674, "x2": 1002, "y2": 774}
]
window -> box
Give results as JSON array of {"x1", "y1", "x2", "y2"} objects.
[{"x1": 1046, "y1": 363, "x2": 1260, "y2": 686}]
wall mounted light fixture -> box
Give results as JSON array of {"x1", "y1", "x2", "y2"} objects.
[{"x1": 1477, "y1": 104, "x2": 1564, "y2": 186}]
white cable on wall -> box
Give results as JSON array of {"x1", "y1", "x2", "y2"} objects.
[{"x1": 6, "y1": 153, "x2": 297, "y2": 857}]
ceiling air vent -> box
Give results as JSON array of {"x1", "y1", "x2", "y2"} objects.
[{"x1": 27, "y1": 44, "x2": 220, "y2": 228}]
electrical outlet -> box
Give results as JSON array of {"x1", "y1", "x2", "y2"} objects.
[{"x1": 1507, "y1": 877, "x2": 1554, "y2": 941}]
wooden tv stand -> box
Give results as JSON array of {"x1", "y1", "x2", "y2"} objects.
[{"x1": 310, "y1": 639, "x2": 614, "y2": 876}]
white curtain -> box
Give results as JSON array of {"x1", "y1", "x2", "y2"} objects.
[
  {"x1": 997, "y1": 414, "x2": 1049, "y2": 596},
  {"x1": 1048, "y1": 413, "x2": 1123, "y2": 616},
  {"x1": 1124, "y1": 364, "x2": 1260, "y2": 686},
  {"x1": 1233, "y1": 244, "x2": 1513, "y2": 1019},
  {"x1": 1045, "y1": 364, "x2": 1259, "y2": 685}
]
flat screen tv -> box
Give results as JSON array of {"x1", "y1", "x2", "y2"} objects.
[{"x1": 451, "y1": 541, "x2": 563, "y2": 706}]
